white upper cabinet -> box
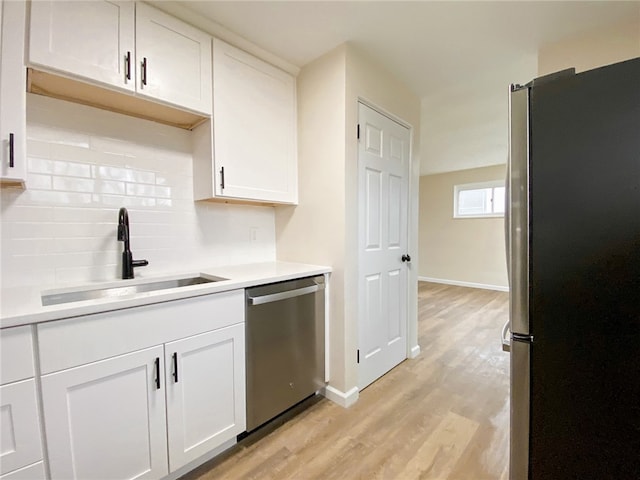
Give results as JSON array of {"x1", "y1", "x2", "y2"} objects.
[
  {"x1": 0, "y1": 0, "x2": 27, "y2": 187},
  {"x1": 28, "y1": 1, "x2": 212, "y2": 115},
  {"x1": 193, "y1": 39, "x2": 297, "y2": 204},
  {"x1": 135, "y1": 3, "x2": 212, "y2": 115},
  {"x1": 29, "y1": 1, "x2": 136, "y2": 92},
  {"x1": 37, "y1": 291, "x2": 245, "y2": 478}
]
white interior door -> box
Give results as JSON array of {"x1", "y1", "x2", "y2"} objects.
[{"x1": 358, "y1": 102, "x2": 411, "y2": 390}]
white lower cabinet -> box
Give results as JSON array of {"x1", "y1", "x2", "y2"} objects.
[
  {"x1": 0, "y1": 380, "x2": 43, "y2": 477},
  {"x1": 39, "y1": 290, "x2": 247, "y2": 480},
  {"x1": 42, "y1": 346, "x2": 169, "y2": 480},
  {"x1": 0, "y1": 326, "x2": 43, "y2": 479},
  {"x1": 165, "y1": 324, "x2": 246, "y2": 471}
]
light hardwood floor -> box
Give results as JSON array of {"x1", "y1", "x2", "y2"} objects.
[{"x1": 182, "y1": 282, "x2": 510, "y2": 480}]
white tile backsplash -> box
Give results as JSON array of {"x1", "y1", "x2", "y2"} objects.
[{"x1": 0, "y1": 95, "x2": 276, "y2": 290}]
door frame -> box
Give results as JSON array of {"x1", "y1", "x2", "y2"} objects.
[{"x1": 356, "y1": 97, "x2": 416, "y2": 389}]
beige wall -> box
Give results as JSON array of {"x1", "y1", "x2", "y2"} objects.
[
  {"x1": 344, "y1": 45, "x2": 421, "y2": 389},
  {"x1": 417, "y1": 19, "x2": 639, "y2": 291},
  {"x1": 538, "y1": 19, "x2": 640, "y2": 75},
  {"x1": 419, "y1": 165, "x2": 508, "y2": 289},
  {"x1": 275, "y1": 45, "x2": 348, "y2": 391},
  {"x1": 275, "y1": 43, "x2": 420, "y2": 397}
]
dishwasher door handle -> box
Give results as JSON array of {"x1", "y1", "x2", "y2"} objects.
[{"x1": 248, "y1": 284, "x2": 324, "y2": 306}]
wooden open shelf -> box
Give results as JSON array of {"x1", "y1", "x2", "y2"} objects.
[{"x1": 27, "y1": 69, "x2": 208, "y2": 131}]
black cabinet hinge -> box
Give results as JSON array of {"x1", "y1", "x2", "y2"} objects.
[
  {"x1": 357, "y1": 124, "x2": 360, "y2": 140},
  {"x1": 357, "y1": 349, "x2": 360, "y2": 364}
]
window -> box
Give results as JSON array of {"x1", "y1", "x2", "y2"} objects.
[{"x1": 454, "y1": 181, "x2": 505, "y2": 218}]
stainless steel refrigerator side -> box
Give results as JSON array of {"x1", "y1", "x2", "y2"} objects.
[
  {"x1": 510, "y1": 339, "x2": 531, "y2": 480},
  {"x1": 508, "y1": 86, "x2": 530, "y2": 337},
  {"x1": 508, "y1": 85, "x2": 531, "y2": 480}
]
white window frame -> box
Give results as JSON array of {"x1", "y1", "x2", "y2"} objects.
[{"x1": 453, "y1": 180, "x2": 505, "y2": 219}]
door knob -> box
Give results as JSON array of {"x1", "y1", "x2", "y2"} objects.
[{"x1": 402, "y1": 254, "x2": 411, "y2": 263}]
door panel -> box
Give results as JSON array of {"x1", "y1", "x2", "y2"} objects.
[
  {"x1": 358, "y1": 103, "x2": 410, "y2": 390},
  {"x1": 388, "y1": 174, "x2": 402, "y2": 248},
  {"x1": 363, "y1": 274, "x2": 383, "y2": 358},
  {"x1": 387, "y1": 269, "x2": 402, "y2": 342},
  {"x1": 365, "y1": 168, "x2": 382, "y2": 249}
]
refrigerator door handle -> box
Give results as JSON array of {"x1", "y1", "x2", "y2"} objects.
[
  {"x1": 501, "y1": 321, "x2": 511, "y2": 352},
  {"x1": 510, "y1": 338, "x2": 531, "y2": 480},
  {"x1": 508, "y1": 85, "x2": 531, "y2": 336}
]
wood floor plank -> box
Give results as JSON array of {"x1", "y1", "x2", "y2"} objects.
[
  {"x1": 181, "y1": 282, "x2": 510, "y2": 480},
  {"x1": 397, "y1": 411, "x2": 479, "y2": 480}
]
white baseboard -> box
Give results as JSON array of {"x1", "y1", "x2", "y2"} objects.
[
  {"x1": 322, "y1": 385, "x2": 359, "y2": 408},
  {"x1": 409, "y1": 344, "x2": 421, "y2": 359},
  {"x1": 418, "y1": 276, "x2": 509, "y2": 292}
]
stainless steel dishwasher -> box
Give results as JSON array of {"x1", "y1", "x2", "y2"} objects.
[{"x1": 245, "y1": 275, "x2": 325, "y2": 432}]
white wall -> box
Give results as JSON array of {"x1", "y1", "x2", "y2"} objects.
[
  {"x1": 420, "y1": 54, "x2": 537, "y2": 175},
  {"x1": 275, "y1": 45, "x2": 348, "y2": 392},
  {"x1": 0, "y1": 95, "x2": 276, "y2": 290},
  {"x1": 344, "y1": 45, "x2": 421, "y2": 388}
]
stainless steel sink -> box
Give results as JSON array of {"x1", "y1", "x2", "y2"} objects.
[{"x1": 42, "y1": 275, "x2": 225, "y2": 306}]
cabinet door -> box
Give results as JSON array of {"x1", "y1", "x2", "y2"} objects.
[
  {"x1": 29, "y1": 0, "x2": 135, "y2": 92},
  {"x1": 212, "y1": 39, "x2": 297, "y2": 204},
  {"x1": 165, "y1": 324, "x2": 246, "y2": 472},
  {"x1": 135, "y1": 3, "x2": 212, "y2": 115},
  {"x1": 42, "y1": 346, "x2": 168, "y2": 480},
  {"x1": 0, "y1": 380, "x2": 43, "y2": 475},
  {"x1": 0, "y1": 0, "x2": 27, "y2": 186}
]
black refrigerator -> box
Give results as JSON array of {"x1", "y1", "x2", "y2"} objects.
[{"x1": 505, "y1": 57, "x2": 640, "y2": 479}]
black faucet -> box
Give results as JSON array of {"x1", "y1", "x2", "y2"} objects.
[{"x1": 117, "y1": 207, "x2": 149, "y2": 279}]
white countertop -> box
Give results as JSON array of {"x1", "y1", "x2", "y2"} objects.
[{"x1": 0, "y1": 261, "x2": 331, "y2": 329}]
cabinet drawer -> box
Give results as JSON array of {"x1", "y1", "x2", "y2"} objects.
[
  {"x1": 38, "y1": 290, "x2": 244, "y2": 374},
  {"x1": 0, "y1": 379, "x2": 43, "y2": 475},
  {"x1": 0, "y1": 462, "x2": 45, "y2": 480},
  {"x1": 0, "y1": 326, "x2": 34, "y2": 384}
]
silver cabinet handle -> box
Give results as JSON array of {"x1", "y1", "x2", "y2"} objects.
[
  {"x1": 501, "y1": 321, "x2": 511, "y2": 352},
  {"x1": 248, "y1": 284, "x2": 324, "y2": 306}
]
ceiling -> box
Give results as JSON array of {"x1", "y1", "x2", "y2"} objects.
[{"x1": 167, "y1": 1, "x2": 640, "y2": 174}]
